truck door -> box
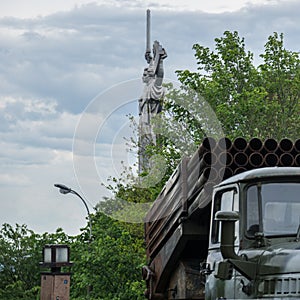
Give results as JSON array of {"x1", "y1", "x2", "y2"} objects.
[{"x1": 205, "y1": 185, "x2": 239, "y2": 300}]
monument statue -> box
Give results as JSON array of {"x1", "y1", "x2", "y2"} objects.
[{"x1": 138, "y1": 9, "x2": 167, "y2": 173}]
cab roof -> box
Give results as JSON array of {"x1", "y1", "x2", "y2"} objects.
[{"x1": 217, "y1": 167, "x2": 300, "y2": 187}]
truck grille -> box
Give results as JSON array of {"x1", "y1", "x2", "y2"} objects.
[{"x1": 261, "y1": 276, "x2": 300, "y2": 297}]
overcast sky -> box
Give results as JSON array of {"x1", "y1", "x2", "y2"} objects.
[{"x1": 0, "y1": 0, "x2": 299, "y2": 235}]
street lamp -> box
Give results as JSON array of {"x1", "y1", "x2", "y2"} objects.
[{"x1": 54, "y1": 184, "x2": 92, "y2": 241}]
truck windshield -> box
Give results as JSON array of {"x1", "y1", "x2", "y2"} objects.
[{"x1": 246, "y1": 182, "x2": 300, "y2": 237}]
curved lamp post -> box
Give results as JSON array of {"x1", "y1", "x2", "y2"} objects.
[{"x1": 54, "y1": 184, "x2": 92, "y2": 241}]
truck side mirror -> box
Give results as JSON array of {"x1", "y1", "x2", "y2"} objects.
[
  {"x1": 215, "y1": 211, "x2": 240, "y2": 260},
  {"x1": 215, "y1": 211, "x2": 266, "y2": 282}
]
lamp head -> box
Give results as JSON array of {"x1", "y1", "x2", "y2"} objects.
[{"x1": 54, "y1": 184, "x2": 72, "y2": 194}]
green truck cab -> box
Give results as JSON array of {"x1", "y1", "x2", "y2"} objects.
[{"x1": 206, "y1": 167, "x2": 300, "y2": 299}]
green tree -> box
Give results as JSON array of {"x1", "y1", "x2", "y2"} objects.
[
  {"x1": 70, "y1": 212, "x2": 145, "y2": 300},
  {"x1": 174, "y1": 31, "x2": 300, "y2": 140},
  {"x1": 259, "y1": 32, "x2": 300, "y2": 139}
]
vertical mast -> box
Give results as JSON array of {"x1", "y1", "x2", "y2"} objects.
[{"x1": 146, "y1": 9, "x2": 151, "y2": 56}]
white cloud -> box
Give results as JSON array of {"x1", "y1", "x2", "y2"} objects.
[
  {"x1": 0, "y1": 0, "x2": 290, "y2": 18},
  {"x1": 0, "y1": 173, "x2": 31, "y2": 186}
]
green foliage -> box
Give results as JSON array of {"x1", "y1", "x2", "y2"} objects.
[
  {"x1": 175, "y1": 31, "x2": 300, "y2": 140},
  {"x1": 259, "y1": 32, "x2": 300, "y2": 138},
  {"x1": 70, "y1": 212, "x2": 145, "y2": 300},
  {"x1": 0, "y1": 280, "x2": 40, "y2": 300}
]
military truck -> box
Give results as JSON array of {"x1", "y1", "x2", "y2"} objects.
[{"x1": 142, "y1": 137, "x2": 300, "y2": 299}]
